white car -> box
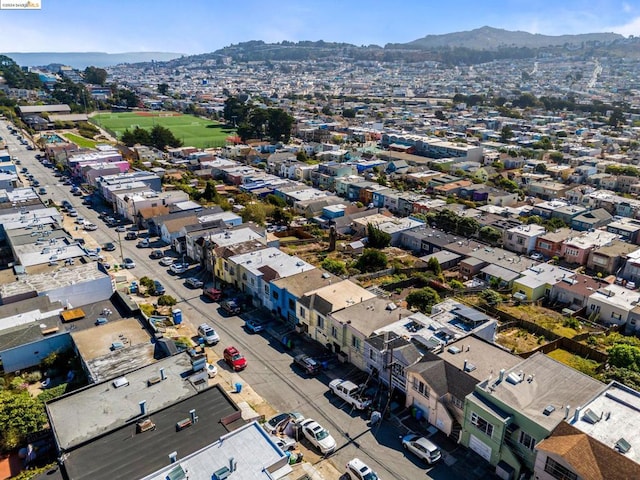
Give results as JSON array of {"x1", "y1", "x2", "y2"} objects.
[
  {"x1": 197, "y1": 323, "x2": 220, "y2": 345},
  {"x1": 401, "y1": 434, "x2": 442, "y2": 464},
  {"x1": 83, "y1": 223, "x2": 98, "y2": 231},
  {"x1": 159, "y1": 257, "x2": 174, "y2": 266},
  {"x1": 269, "y1": 434, "x2": 297, "y2": 452},
  {"x1": 170, "y1": 263, "x2": 188, "y2": 274},
  {"x1": 206, "y1": 363, "x2": 218, "y2": 378},
  {"x1": 300, "y1": 419, "x2": 336, "y2": 455},
  {"x1": 345, "y1": 458, "x2": 379, "y2": 480}
]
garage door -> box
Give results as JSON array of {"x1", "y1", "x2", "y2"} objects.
[{"x1": 469, "y1": 434, "x2": 492, "y2": 462}]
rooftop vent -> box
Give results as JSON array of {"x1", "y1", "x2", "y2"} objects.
[
  {"x1": 447, "y1": 346, "x2": 462, "y2": 355},
  {"x1": 582, "y1": 408, "x2": 601, "y2": 424},
  {"x1": 543, "y1": 405, "x2": 556, "y2": 416},
  {"x1": 616, "y1": 437, "x2": 632, "y2": 454},
  {"x1": 506, "y1": 372, "x2": 523, "y2": 385}
]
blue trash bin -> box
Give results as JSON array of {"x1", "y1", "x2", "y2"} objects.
[{"x1": 235, "y1": 382, "x2": 242, "y2": 393}]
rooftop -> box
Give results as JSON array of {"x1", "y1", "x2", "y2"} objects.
[
  {"x1": 331, "y1": 296, "x2": 412, "y2": 336},
  {"x1": 299, "y1": 279, "x2": 376, "y2": 316},
  {"x1": 62, "y1": 384, "x2": 242, "y2": 480},
  {"x1": 478, "y1": 352, "x2": 606, "y2": 432},
  {"x1": 229, "y1": 247, "x2": 314, "y2": 280},
  {"x1": 570, "y1": 381, "x2": 640, "y2": 465},
  {"x1": 47, "y1": 352, "x2": 201, "y2": 451},
  {"x1": 270, "y1": 268, "x2": 340, "y2": 298},
  {"x1": 139, "y1": 421, "x2": 291, "y2": 480}
]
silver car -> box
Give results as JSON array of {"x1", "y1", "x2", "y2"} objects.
[{"x1": 401, "y1": 434, "x2": 441, "y2": 464}]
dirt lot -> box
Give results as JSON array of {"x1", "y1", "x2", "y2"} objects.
[{"x1": 496, "y1": 327, "x2": 549, "y2": 354}]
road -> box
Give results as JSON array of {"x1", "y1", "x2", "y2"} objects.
[{"x1": 1, "y1": 120, "x2": 465, "y2": 480}]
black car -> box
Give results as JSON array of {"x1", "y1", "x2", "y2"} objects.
[
  {"x1": 103, "y1": 242, "x2": 116, "y2": 252},
  {"x1": 149, "y1": 249, "x2": 164, "y2": 259},
  {"x1": 220, "y1": 300, "x2": 241, "y2": 316},
  {"x1": 125, "y1": 232, "x2": 137, "y2": 240},
  {"x1": 153, "y1": 280, "x2": 166, "y2": 296}
]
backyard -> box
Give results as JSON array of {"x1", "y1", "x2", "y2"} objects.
[
  {"x1": 62, "y1": 132, "x2": 100, "y2": 149},
  {"x1": 91, "y1": 111, "x2": 235, "y2": 149},
  {"x1": 496, "y1": 327, "x2": 550, "y2": 353}
]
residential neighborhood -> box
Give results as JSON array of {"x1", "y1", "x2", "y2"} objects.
[{"x1": 4, "y1": 8, "x2": 640, "y2": 480}]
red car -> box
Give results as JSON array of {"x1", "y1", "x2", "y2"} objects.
[{"x1": 223, "y1": 346, "x2": 247, "y2": 371}]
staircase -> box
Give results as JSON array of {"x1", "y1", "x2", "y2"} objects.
[{"x1": 450, "y1": 418, "x2": 462, "y2": 443}]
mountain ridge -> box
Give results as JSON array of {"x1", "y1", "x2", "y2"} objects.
[{"x1": 1, "y1": 51, "x2": 185, "y2": 69}]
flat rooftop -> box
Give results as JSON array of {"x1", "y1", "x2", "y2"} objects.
[
  {"x1": 62, "y1": 384, "x2": 241, "y2": 480},
  {"x1": 139, "y1": 421, "x2": 291, "y2": 480},
  {"x1": 47, "y1": 352, "x2": 201, "y2": 451},
  {"x1": 479, "y1": 353, "x2": 606, "y2": 432},
  {"x1": 571, "y1": 382, "x2": 640, "y2": 464}
]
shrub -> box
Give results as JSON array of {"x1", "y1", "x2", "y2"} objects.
[
  {"x1": 157, "y1": 295, "x2": 177, "y2": 307},
  {"x1": 37, "y1": 384, "x2": 68, "y2": 403},
  {"x1": 406, "y1": 287, "x2": 441, "y2": 312},
  {"x1": 140, "y1": 303, "x2": 155, "y2": 317},
  {"x1": 449, "y1": 279, "x2": 464, "y2": 290},
  {"x1": 563, "y1": 317, "x2": 580, "y2": 329},
  {"x1": 321, "y1": 258, "x2": 346, "y2": 276},
  {"x1": 25, "y1": 371, "x2": 42, "y2": 384},
  {"x1": 355, "y1": 249, "x2": 388, "y2": 273}
]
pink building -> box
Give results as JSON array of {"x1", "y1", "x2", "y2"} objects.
[{"x1": 560, "y1": 230, "x2": 619, "y2": 266}]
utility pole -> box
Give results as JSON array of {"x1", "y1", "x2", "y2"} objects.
[{"x1": 380, "y1": 334, "x2": 397, "y2": 425}]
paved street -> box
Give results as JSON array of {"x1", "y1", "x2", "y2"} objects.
[{"x1": 1, "y1": 121, "x2": 497, "y2": 480}]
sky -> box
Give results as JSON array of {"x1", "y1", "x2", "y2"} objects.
[{"x1": 1, "y1": 0, "x2": 640, "y2": 54}]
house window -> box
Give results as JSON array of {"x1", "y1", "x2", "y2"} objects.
[
  {"x1": 508, "y1": 233, "x2": 513, "y2": 240},
  {"x1": 519, "y1": 431, "x2": 536, "y2": 450},
  {"x1": 317, "y1": 315, "x2": 325, "y2": 329},
  {"x1": 264, "y1": 285, "x2": 269, "y2": 295},
  {"x1": 451, "y1": 395, "x2": 463, "y2": 409},
  {"x1": 544, "y1": 457, "x2": 578, "y2": 480},
  {"x1": 470, "y1": 412, "x2": 494, "y2": 438},
  {"x1": 565, "y1": 247, "x2": 579, "y2": 256},
  {"x1": 351, "y1": 336, "x2": 360, "y2": 350},
  {"x1": 331, "y1": 326, "x2": 338, "y2": 338},
  {"x1": 299, "y1": 307, "x2": 306, "y2": 319},
  {"x1": 272, "y1": 290, "x2": 278, "y2": 300},
  {"x1": 412, "y1": 378, "x2": 428, "y2": 398},
  {"x1": 289, "y1": 299, "x2": 295, "y2": 310},
  {"x1": 612, "y1": 312, "x2": 622, "y2": 321}
]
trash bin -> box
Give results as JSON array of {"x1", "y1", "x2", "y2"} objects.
[
  {"x1": 415, "y1": 408, "x2": 423, "y2": 421},
  {"x1": 235, "y1": 382, "x2": 242, "y2": 393}
]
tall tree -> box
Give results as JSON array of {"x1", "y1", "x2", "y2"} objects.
[
  {"x1": 83, "y1": 66, "x2": 108, "y2": 85},
  {"x1": 157, "y1": 83, "x2": 169, "y2": 95}
]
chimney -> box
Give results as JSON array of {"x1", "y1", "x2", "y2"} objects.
[
  {"x1": 573, "y1": 407, "x2": 582, "y2": 423},
  {"x1": 160, "y1": 368, "x2": 166, "y2": 380},
  {"x1": 169, "y1": 451, "x2": 177, "y2": 464},
  {"x1": 565, "y1": 405, "x2": 570, "y2": 419},
  {"x1": 463, "y1": 359, "x2": 468, "y2": 372},
  {"x1": 139, "y1": 400, "x2": 147, "y2": 416},
  {"x1": 499, "y1": 369, "x2": 505, "y2": 382},
  {"x1": 189, "y1": 408, "x2": 198, "y2": 424},
  {"x1": 229, "y1": 457, "x2": 237, "y2": 472}
]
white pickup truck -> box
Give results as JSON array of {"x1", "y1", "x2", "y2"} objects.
[{"x1": 328, "y1": 379, "x2": 372, "y2": 410}]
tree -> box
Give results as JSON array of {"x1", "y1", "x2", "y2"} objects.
[
  {"x1": 479, "y1": 226, "x2": 502, "y2": 244},
  {"x1": 266, "y1": 194, "x2": 286, "y2": 208},
  {"x1": 500, "y1": 125, "x2": 514, "y2": 143},
  {"x1": 240, "y1": 203, "x2": 268, "y2": 225},
  {"x1": 545, "y1": 217, "x2": 566, "y2": 230},
  {"x1": 366, "y1": 223, "x2": 391, "y2": 249},
  {"x1": 321, "y1": 105, "x2": 332, "y2": 115},
  {"x1": 457, "y1": 217, "x2": 480, "y2": 237},
  {"x1": 479, "y1": 289, "x2": 502, "y2": 306},
  {"x1": 609, "y1": 344, "x2": 640, "y2": 372},
  {"x1": 321, "y1": 258, "x2": 346, "y2": 276},
  {"x1": 427, "y1": 257, "x2": 442, "y2": 276},
  {"x1": 406, "y1": 287, "x2": 441, "y2": 312},
  {"x1": 158, "y1": 83, "x2": 169, "y2": 95},
  {"x1": 355, "y1": 249, "x2": 388, "y2": 273},
  {"x1": 202, "y1": 180, "x2": 220, "y2": 203},
  {"x1": 0, "y1": 390, "x2": 48, "y2": 449},
  {"x1": 609, "y1": 108, "x2": 625, "y2": 128},
  {"x1": 434, "y1": 110, "x2": 446, "y2": 121},
  {"x1": 342, "y1": 108, "x2": 356, "y2": 118},
  {"x1": 149, "y1": 124, "x2": 182, "y2": 150},
  {"x1": 266, "y1": 108, "x2": 294, "y2": 142},
  {"x1": 271, "y1": 207, "x2": 293, "y2": 226},
  {"x1": 83, "y1": 66, "x2": 107, "y2": 85},
  {"x1": 157, "y1": 295, "x2": 177, "y2": 306}
]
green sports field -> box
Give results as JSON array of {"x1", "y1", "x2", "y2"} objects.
[{"x1": 91, "y1": 111, "x2": 235, "y2": 149}]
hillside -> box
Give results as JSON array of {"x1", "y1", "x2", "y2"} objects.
[{"x1": 398, "y1": 26, "x2": 623, "y2": 50}]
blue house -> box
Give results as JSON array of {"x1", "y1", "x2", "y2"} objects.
[{"x1": 269, "y1": 269, "x2": 339, "y2": 324}]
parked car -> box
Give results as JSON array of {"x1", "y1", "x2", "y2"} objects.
[
  {"x1": 269, "y1": 434, "x2": 297, "y2": 452},
  {"x1": 401, "y1": 434, "x2": 442, "y2": 464},
  {"x1": 123, "y1": 258, "x2": 136, "y2": 269},
  {"x1": 169, "y1": 263, "x2": 188, "y2": 275},
  {"x1": 220, "y1": 299, "x2": 241, "y2": 316},
  {"x1": 197, "y1": 323, "x2": 220, "y2": 345},
  {"x1": 115, "y1": 225, "x2": 127, "y2": 233},
  {"x1": 293, "y1": 354, "x2": 321, "y2": 376},
  {"x1": 67, "y1": 209, "x2": 78, "y2": 217},
  {"x1": 153, "y1": 280, "x2": 165, "y2": 296},
  {"x1": 530, "y1": 252, "x2": 543, "y2": 261},
  {"x1": 244, "y1": 318, "x2": 265, "y2": 334},
  {"x1": 136, "y1": 238, "x2": 150, "y2": 248},
  {"x1": 263, "y1": 412, "x2": 305, "y2": 435},
  {"x1": 159, "y1": 257, "x2": 174, "y2": 267},
  {"x1": 83, "y1": 223, "x2": 98, "y2": 231},
  {"x1": 203, "y1": 287, "x2": 222, "y2": 301},
  {"x1": 149, "y1": 249, "x2": 164, "y2": 259},
  {"x1": 74, "y1": 216, "x2": 85, "y2": 224},
  {"x1": 185, "y1": 277, "x2": 203, "y2": 289},
  {"x1": 345, "y1": 458, "x2": 379, "y2": 480},
  {"x1": 223, "y1": 346, "x2": 247, "y2": 371},
  {"x1": 38, "y1": 187, "x2": 47, "y2": 195},
  {"x1": 206, "y1": 363, "x2": 218, "y2": 378},
  {"x1": 103, "y1": 242, "x2": 116, "y2": 252},
  {"x1": 299, "y1": 419, "x2": 336, "y2": 455},
  {"x1": 125, "y1": 232, "x2": 137, "y2": 240}
]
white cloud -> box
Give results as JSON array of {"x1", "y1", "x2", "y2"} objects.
[
  {"x1": 623, "y1": 2, "x2": 633, "y2": 13},
  {"x1": 609, "y1": 15, "x2": 640, "y2": 36}
]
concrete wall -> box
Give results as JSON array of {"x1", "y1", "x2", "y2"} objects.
[{"x1": 45, "y1": 275, "x2": 114, "y2": 308}]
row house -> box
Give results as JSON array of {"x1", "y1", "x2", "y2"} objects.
[
  {"x1": 460, "y1": 353, "x2": 606, "y2": 480},
  {"x1": 406, "y1": 336, "x2": 520, "y2": 440},
  {"x1": 607, "y1": 217, "x2": 640, "y2": 244},
  {"x1": 296, "y1": 280, "x2": 377, "y2": 352},
  {"x1": 526, "y1": 181, "x2": 573, "y2": 201},
  {"x1": 534, "y1": 228, "x2": 572, "y2": 259},
  {"x1": 549, "y1": 273, "x2": 605, "y2": 311},
  {"x1": 114, "y1": 190, "x2": 189, "y2": 224},
  {"x1": 503, "y1": 224, "x2": 546, "y2": 255},
  {"x1": 226, "y1": 247, "x2": 314, "y2": 310},
  {"x1": 310, "y1": 162, "x2": 356, "y2": 190},
  {"x1": 587, "y1": 239, "x2": 637, "y2": 277},
  {"x1": 570, "y1": 208, "x2": 613, "y2": 231},
  {"x1": 586, "y1": 284, "x2": 640, "y2": 332},
  {"x1": 512, "y1": 264, "x2": 576, "y2": 302},
  {"x1": 561, "y1": 230, "x2": 619, "y2": 266}
]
